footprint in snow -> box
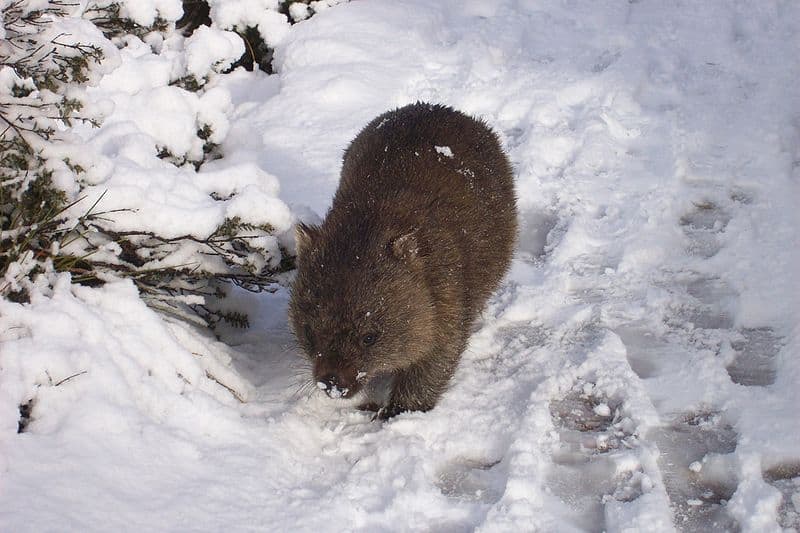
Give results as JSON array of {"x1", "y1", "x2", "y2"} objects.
[
  {"x1": 547, "y1": 381, "x2": 643, "y2": 532},
  {"x1": 680, "y1": 201, "x2": 731, "y2": 259},
  {"x1": 592, "y1": 49, "x2": 622, "y2": 73},
  {"x1": 435, "y1": 458, "x2": 505, "y2": 504},
  {"x1": 516, "y1": 209, "x2": 559, "y2": 262},
  {"x1": 725, "y1": 327, "x2": 781, "y2": 387},
  {"x1": 680, "y1": 276, "x2": 737, "y2": 331},
  {"x1": 674, "y1": 275, "x2": 782, "y2": 388},
  {"x1": 615, "y1": 325, "x2": 677, "y2": 380},
  {"x1": 650, "y1": 411, "x2": 739, "y2": 532},
  {"x1": 764, "y1": 463, "x2": 800, "y2": 530}
]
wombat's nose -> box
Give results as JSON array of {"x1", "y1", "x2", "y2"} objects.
[
  {"x1": 317, "y1": 374, "x2": 337, "y2": 391},
  {"x1": 316, "y1": 374, "x2": 349, "y2": 399}
]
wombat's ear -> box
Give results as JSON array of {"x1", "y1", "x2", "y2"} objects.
[
  {"x1": 390, "y1": 231, "x2": 419, "y2": 262},
  {"x1": 295, "y1": 222, "x2": 319, "y2": 257}
]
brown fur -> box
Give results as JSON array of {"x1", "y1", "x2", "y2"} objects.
[{"x1": 288, "y1": 102, "x2": 517, "y2": 418}]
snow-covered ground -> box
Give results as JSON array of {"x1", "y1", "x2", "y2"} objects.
[{"x1": 2, "y1": 1, "x2": 799, "y2": 531}]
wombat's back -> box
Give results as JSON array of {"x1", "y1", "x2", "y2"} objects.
[{"x1": 334, "y1": 102, "x2": 517, "y2": 319}]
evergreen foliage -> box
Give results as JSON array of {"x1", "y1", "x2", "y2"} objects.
[
  {"x1": 177, "y1": 0, "x2": 350, "y2": 74},
  {"x1": 1, "y1": 0, "x2": 296, "y2": 330}
]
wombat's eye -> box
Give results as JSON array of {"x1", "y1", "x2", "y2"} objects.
[{"x1": 362, "y1": 332, "x2": 378, "y2": 346}]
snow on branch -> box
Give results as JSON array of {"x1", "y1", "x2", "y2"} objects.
[{"x1": 1, "y1": 0, "x2": 297, "y2": 329}]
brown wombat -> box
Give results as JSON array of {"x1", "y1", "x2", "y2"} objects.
[{"x1": 289, "y1": 102, "x2": 517, "y2": 419}]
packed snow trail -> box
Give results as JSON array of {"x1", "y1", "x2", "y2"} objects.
[{"x1": 2, "y1": 1, "x2": 799, "y2": 532}]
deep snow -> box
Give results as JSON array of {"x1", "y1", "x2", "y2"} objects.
[{"x1": 2, "y1": 1, "x2": 799, "y2": 532}]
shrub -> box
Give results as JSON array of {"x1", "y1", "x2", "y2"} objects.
[{"x1": 1, "y1": 0, "x2": 294, "y2": 329}]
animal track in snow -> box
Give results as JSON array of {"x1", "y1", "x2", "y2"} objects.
[
  {"x1": 592, "y1": 49, "x2": 622, "y2": 73},
  {"x1": 517, "y1": 210, "x2": 558, "y2": 261},
  {"x1": 764, "y1": 463, "x2": 800, "y2": 530},
  {"x1": 651, "y1": 411, "x2": 739, "y2": 532},
  {"x1": 494, "y1": 322, "x2": 551, "y2": 354},
  {"x1": 435, "y1": 458, "x2": 504, "y2": 504},
  {"x1": 551, "y1": 386, "x2": 616, "y2": 436},
  {"x1": 503, "y1": 126, "x2": 527, "y2": 150},
  {"x1": 615, "y1": 326, "x2": 677, "y2": 380},
  {"x1": 725, "y1": 327, "x2": 781, "y2": 387},
  {"x1": 681, "y1": 277, "x2": 738, "y2": 331},
  {"x1": 547, "y1": 382, "x2": 642, "y2": 531},
  {"x1": 680, "y1": 202, "x2": 731, "y2": 258}
]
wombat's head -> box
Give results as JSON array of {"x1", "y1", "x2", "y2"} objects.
[{"x1": 289, "y1": 223, "x2": 435, "y2": 400}]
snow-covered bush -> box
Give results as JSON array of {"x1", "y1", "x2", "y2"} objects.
[
  {"x1": 0, "y1": 0, "x2": 296, "y2": 328},
  {"x1": 178, "y1": 0, "x2": 350, "y2": 72},
  {"x1": 1, "y1": 1, "x2": 109, "y2": 299}
]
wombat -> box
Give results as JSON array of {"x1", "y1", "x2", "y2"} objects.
[{"x1": 289, "y1": 102, "x2": 517, "y2": 419}]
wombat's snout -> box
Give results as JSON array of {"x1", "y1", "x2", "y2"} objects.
[{"x1": 315, "y1": 372, "x2": 356, "y2": 399}]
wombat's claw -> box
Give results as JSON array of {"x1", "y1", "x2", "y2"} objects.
[
  {"x1": 356, "y1": 402, "x2": 383, "y2": 421},
  {"x1": 357, "y1": 402, "x2": 381, "y2": 412},
  {"x1": 367, "y1": 406, "x2": 396, "y2": 421},
  {"x1": 377, "y1": 404, "x2": 404, "y2": 420}
]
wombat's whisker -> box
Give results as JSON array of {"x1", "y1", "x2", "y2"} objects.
[{"x1": 291, "y1": 379, "x2": 316, "y2": 400}]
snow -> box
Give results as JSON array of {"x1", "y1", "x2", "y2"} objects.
[
  {"x1": 207, "y1": 0, "x2": 291, "y2": 47},
  {"x1": 593, "y1": 403, "x2": 611, "y2": 418},
  {"x1": 2, "y1": 0, "x2": 800, "y2": 531},
  {"x1": 435, "y1": 145, "x2": 454, "y2": 158},
  {"x1": 108, "y1": 0, "x2": 184, "y2": 27},
  {"x1": 184, "y1": 26, "x2": 245, "y2": 79},
  {"x1": 288, "y1": 2, "x2": 311, "y2": 23},
  {"x1": 58, "y1": 30, "x2": 295, "y2": 254},
  {"x1": 0, "y1": 66, "x2": 26, "y2": 95}
]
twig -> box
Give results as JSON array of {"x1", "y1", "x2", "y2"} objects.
[
  {"x1": 54, "y1": 370, "x2": 87, "y2": 386},
  {"x1": 205, "y1": 369, "x2": 246, "y2": 403}
]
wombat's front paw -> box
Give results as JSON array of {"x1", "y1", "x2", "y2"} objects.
[
  {"x1": 377, "y1": 404, "x2": 406, "y2": 420},
  {"x1": 357, "y1": 402, "x2": 381, "y2": 412}
]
